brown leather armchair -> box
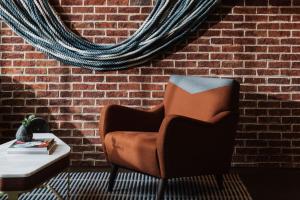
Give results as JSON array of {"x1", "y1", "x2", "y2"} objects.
[{"x1": 99, "y1": 75, "x2": 240, "y2": 200}]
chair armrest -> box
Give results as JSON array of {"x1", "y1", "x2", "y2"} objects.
[
  {"x1": 156, "y1": 111, "x2": 238, "y2": 178},
  {"x1": 99, "y1": 103, "x2": 164, "y2": 138}
]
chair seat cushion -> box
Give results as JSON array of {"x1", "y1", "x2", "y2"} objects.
[{"x1": 104, "y1": 131, "x2": 160, "y2": 177}]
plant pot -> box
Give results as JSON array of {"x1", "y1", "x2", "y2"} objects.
[{"x1": 16, "y1": 125, "x2": 33, "y2": 142}]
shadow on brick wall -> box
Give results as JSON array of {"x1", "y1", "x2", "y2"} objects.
[
  {"x1": 0, "y1": 76, "x2": 57, "y2": 142},
  {"x1": 0, "y1": 75, "x2": 78, "y2": 143},
  {"x1": 148, "y1": 1, "x2": 236, "y2": 73},
  {"x1": 0, "y1": 75, "x2": 85, "y2": 165},
  {"x1": 235, "y1": 90, "x2": 299, "y2": 168}
]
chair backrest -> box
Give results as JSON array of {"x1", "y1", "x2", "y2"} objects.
[{"x1": 164, "y1": 75, "x2": 240, "y2": 122}]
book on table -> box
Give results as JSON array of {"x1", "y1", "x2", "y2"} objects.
[{"x1": 7, "y1": 137, "x2": 56, "y2": 155}]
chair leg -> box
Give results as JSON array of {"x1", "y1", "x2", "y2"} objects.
[
  {"x1": 108, "y1": 164, "x2": 118, "y2": 192},
  {"x1": 156, "y1": 178, "x2": 167, "y2": 200},
  {"x1": 215, "y1": 174, "x2": 224, "y2": 190}
]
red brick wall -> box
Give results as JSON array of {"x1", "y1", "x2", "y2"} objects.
[{"x1": 1, "y1": 0, "x2": 300, "y2": 167}]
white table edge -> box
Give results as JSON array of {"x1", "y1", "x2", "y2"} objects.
[{"x1": 0, "y1": 133, "x2": 71, "y2": 178}]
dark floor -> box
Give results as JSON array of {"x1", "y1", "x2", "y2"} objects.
[
  {"x1": 234, "y1": 168, "x2": 300, "y2": 200},
  {"x1": 73, "y1": 167, "x2": 300, "y2": 200}
]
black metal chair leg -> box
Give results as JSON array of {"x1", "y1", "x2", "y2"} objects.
[
  {"x1": 156, "y1": 178, "x2": 167, "y2": 200},
  {"x1": 215, "y1": 174, "x2": 224, "y2": 190},
  {"x1": 108, "y1": 164, "x2": 118, "y2": 192}
]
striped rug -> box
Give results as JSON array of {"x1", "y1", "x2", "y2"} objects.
[{"x1": 0, "y1": 172, "x2": 252, "y2": 200}]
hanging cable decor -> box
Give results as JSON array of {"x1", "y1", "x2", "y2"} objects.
[{"x1": 0, "y1": 0, "x2": 220, "y2": 71}]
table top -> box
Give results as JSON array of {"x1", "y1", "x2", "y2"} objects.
[{"x1": 0, "y1": 133, "x2": 70, "y2": 178}]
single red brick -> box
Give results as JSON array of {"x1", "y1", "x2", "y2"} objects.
[
  {"x1": 73, "y1": 99, "x2": 95, "y2": 106},
  {"x1": 222, "y1": 30, "x2": 244, "y2": 37},
  {"x1": 245, "y1": 0, "x2": 268, "y2": 6},
  {"x1": 2, "y1": 53, "x2": 24, "y2": 59},
  {"x1": 61, "y1": 0, "x2": 83, "y2": 5},
  {"x1": 281, "y1": 8, "x2": 300, "y2": 14},
  {"x1": 211, "y1": 38, "x2": 233, "y2": 45},
  {"x1": 270, "y1": 15, "x2": 291, "y2": 22},
  {"x1": 234, "y1": 53, "x2": 255, "y2": 61},
  {"x1": 245, "y1": 61, "x2": 267, "y2": 68},
  {"x1": 84, "y1": 0, "x2": 105, "y2": 5},
  {"x1": 269, "y1": 0, "x2": 291, "y2": 6},
  {"x1": 245, "y1": 30, "x2": 267, "y2": 37},
  {"x1": 257, "y1": 38, "x2": 280, "y2": 45},
  {"x1": 49, "y1": 99, "x2": 71, "y2": 106},
  {"x1": 234, "y1": 7, "x2": 256, "y2": 14},
  {"x1": 245, "y1": 15, "x2": 268, "y2": 22}
]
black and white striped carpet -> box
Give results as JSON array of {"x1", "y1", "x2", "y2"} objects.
[{"x1": 0, "y1": 172, "x2": 252, "y2": 200}]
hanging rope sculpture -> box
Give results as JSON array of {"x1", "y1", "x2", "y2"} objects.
[{"x1": 0, "y1": 0, "x2": 220, "y2": 71}]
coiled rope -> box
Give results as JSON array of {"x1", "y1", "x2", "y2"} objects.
[{"x1": 0, "y1": 0, "x2": 220, "y2": 71}]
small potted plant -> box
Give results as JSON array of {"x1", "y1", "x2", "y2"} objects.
[{"x1": 16, "y1": 115, "x2": 36, "y2": 142}]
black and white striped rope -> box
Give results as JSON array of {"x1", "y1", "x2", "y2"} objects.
[{"x1": 0, "y1": 0, "x2": 220, "y2": 71}]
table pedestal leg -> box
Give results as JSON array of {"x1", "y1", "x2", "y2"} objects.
[
  {"x1": 1, "y1": 171, "x2": 70, "y2": 200},
  {"x1": 6, "y1": 192, "x2": 19, "y2": 200},
  {"x1": 42, "y1": 185, "x2": 63, "y2": 200},
  {"x1": 67, "y1": 170, "x2": 71, "y2": 200}
]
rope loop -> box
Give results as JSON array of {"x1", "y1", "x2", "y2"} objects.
[{"x1": 0, "y1": 0, "x2": 219, "y2": 71}]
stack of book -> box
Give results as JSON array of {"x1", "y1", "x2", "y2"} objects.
[{"x1": 7, "y1": 138, "x2": 56, "y2": 155}]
